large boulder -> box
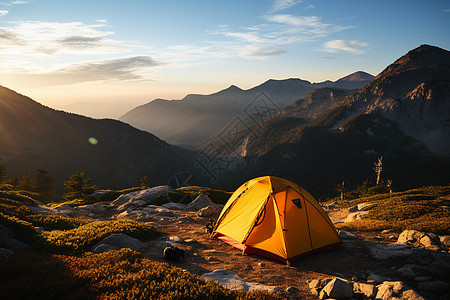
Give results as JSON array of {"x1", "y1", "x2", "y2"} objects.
[
  {"x1": 91, "y1": 233, "x2": 146, "y2": 253},
  {"x1": 198, "y1": 205, "x2": 220, "y2": 217},
  {"x1": 320, "y1": 278, "x2": 353, "y2": 299},
  {"x1": 344, "y1": 211, "x2": 369, "y2": 222},
  {"x1": 161, "y1": 202, "x2": 186, "y2": 210},
  {"x1": 112, "y1": 186, "x2": 173, "y2": 206},
  {"x1": 401, "y1": 289, "x2": 425, "y2": 300},
  {"x1": 0, "y1": 247, "x2": 14, "y2": 257},
  {"x1": 353, "y1": 282, "x2": 377, "y2": 299},
  {"x1": 364, "y1": 242, "x2": 413, "y2": 260},
  {"x1": 397, "y1": 230, "x2": 426, "y2": 245},
  {"x1": 185, "y1": 194, "x2": 215, "y2": 211},
  {"x1": 0, "y1": 235, "x2": 30, "y2": 251},
  {"x1": 200, "y1": 270, "x2": 280, "y2": 293}
]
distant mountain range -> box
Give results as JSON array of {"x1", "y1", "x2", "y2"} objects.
[
  {"x1": 0, "y1": 86, "x2": 194, "y2": 195},
  {"x1": 120, "y1": 71, "x2": 374, "y2": 149},
  {"x1": 211, "y1": 45, "x2": 450, "y2": 198}
]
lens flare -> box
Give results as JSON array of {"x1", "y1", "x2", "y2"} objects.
[{"x1": 88, "y1": 137, "x2": 98, "y2": 145}]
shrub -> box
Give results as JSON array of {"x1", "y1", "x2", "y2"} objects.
[
  {"x1": 42, "y1": 220, "x2": 160, "y2": 253},
  {"x1": 0, "y1": 249, "x2": 277, "y2": 300}
]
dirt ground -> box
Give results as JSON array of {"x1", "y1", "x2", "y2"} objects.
[{"x1": 139, "y1": 208, "x2": 409, "y2": 299}]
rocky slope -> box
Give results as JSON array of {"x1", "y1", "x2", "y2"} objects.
[{"x1": 347, "y1": 45, "x2": 450, "y2": 155}]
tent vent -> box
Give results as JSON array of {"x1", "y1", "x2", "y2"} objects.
[{"x1": 292, "y1": 198, "x2": 302, "y2": 209}]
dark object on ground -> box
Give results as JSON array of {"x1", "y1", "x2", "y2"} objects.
[
  {"x1": 205, "y1": 219, "x2": 216, "y2": 234},
  {"x1": 163, "y1": 246, "x2": 185, "y2": 261}
]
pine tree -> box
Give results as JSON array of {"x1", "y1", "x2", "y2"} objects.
[
  {"x1": 138, "y1": 176, "x2": 150, "y2": 189},
  {"x1": 33, "y1": 170, "x2": 54, "y2": 203},
  {"x1": 0, "y1": 163, "x2": 6, "y2": 185},
  {"x1": 63, "y1": 171, "x2": 97, "y2": 200}
]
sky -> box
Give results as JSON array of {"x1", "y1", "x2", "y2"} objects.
[{"x1": 0, "y1": 0, "x2": 449, "y2": 117}]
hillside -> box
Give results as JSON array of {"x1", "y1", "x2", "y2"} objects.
[
  {"x1": 0, "y1": 86, "x2": 195, "y2": 196},
  {"x1": 119, "y1": 72, "x2": 374, "y2": 149}
]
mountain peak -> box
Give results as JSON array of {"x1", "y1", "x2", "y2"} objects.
[
  {"x1": 392, "y1": 44, "x2": 450, "y2": 69},
  {"x1": 337, "y1": 71, "x2": 375, "y2": 82}
]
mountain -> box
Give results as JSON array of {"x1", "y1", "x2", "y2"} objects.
[
  {"x1": 0, "y1": 85, "x2": 194, "y2": 196},
  {"x1": 347, "y1": 45, "x2": 450, "y2": 155},
  {"x1": 211, "y1": 45, "x2": 450, "y2": 198},
  {"x1": 119, "y1": 72, "x2": 374, "y2": 149},
  {"x1": 59, "y1": 100, "x2": 144, "y2": 119}
]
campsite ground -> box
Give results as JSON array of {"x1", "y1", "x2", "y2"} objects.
[{"x1": 140, "y1": 208, "x2": 406, "y2": 299}]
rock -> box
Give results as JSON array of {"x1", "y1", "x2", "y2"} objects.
[
  {"x1": 207, "y1": 256, "x2": 219, "y2": 263},
  {"x1": 414, "y1": 276, "x2": 432, "y2": 282},
  {"x1": 339, "y1": 230, "x2": 357, "y2": 239},
  {"x1": 325, "y1": 204, "x2": 338, "y2": 210},
  {"x1": 286, "y1": 286, "x2": 299, "y2": 294},
  {"x1": 397, "y1": 266, "x2": 417, "y2": 279},
  {"x1": 344, "y1": 211, "x2": 369, "y2": 222},
  {"x1": 78, "y1": 203, "x2": 108, "y2": 214},
  {"x1": 0, "y1": 235, "x2": 30, "y2": 251},
  {"x1": 419, "y1": 235, "x2": 439, "y2": 249},
  {"x1": 0, "y1": 247, "x2": 14, "y2": 257},
  {"x1": 348, "y1": 205, "x2": 358, "y2": 212},
  {"x1": 401, "y1": 289, "x2": 425, "y2": 300},
  {"x1": 357, "y1": 203, "x2": 373, "y2": 211},
  {"x1": 169, "y1": 236, "x2": 183, "y2": 242},
  {"x1": 87, "y1": 189, "x2": 112, "y2": 199},
  {"x1": 200, "y1": 270, "x2": 280, "y2": 292},
  {"x1": 112, "y1": 186, "x2": 173, "y2": 206},
  {"x1": 365, "y1": 242, "x2": 413, "y2": 260},
  {"x1": 91, "y1": 233, "x2": 146, "y2": 253},
  {"x1": 417, "y1": 281, "x2": 449, "y2": 293},
  {"x1": 184, "y1": 239, "x2": 195, "y2": 243},
  {"x1": 321, "y1": 278, "x2": 353, "y2": 300},
  {"x1": 382, "y1": 229, "x2": 392, "y2": 234},
  {"x1": 367, "y1": 273, "x2": 386, "y2": 284},
  {"x1": 428, "y1": 252, "x2": 450, "y2": 277},
  {"x1": 146, "y1": 221, "x2": 160, "y2": 227},
  {"x1": 161, "y1": 202, "x2": 186, "y2": 210},
  {"x1": 258, "y1": 262, "x2": 266, "y2": 267},
  {"x1": 91, "y1": 244, "x2": 122, "y2": 254},
  {"x1": 375, "y1": 282, "x2": 394, "y2": 300},
  {"x1": 353, "y1": 282, "x2": 377, "y2": 299},
  {"x1": 185, "y1": 194, "x2": 216, "y2": 211},
  {"x1": 397, "y1": 230, "x2": 426, "y2": 245},
  {"x1": 374, "y1": 235, "x2": 382, "y2": 240},
  {"x1": 198, "y1": 205, "x2": 220, "y2": 217},
  {"x1": 133, "y1": 200, "x2": 148, "y2": 207},
  {"x1": 439, "y1": 235, "x2": 450, "y2": 247}
]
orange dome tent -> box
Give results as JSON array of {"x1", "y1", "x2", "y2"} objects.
[{"x1": 211, "y1": 176, "x2": 342, "y2": 265}]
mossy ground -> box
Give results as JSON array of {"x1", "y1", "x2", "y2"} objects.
[{"x1": 332, "y1": 185, "x2": 450, "y2": 234}]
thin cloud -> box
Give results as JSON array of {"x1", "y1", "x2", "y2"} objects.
[
  {"x1": 444, "y1": 9, "x2": 450, "y2": 12},
  {"x1": 5, "y1": 56, "x2": 160, "y2": 86},
  {"x1": 207, "y1": 12, "x2": 350, "y2": 59},
  {"x1": 0, "y1": 21, "x2": 129, "y2": 55},
  {"x1": 270, "y1": 0, "x2": 302, "y2": 13},
  {"x1": 241, "y1": 45, "x2": 286, "y2": 57},
  {"x1": 323, "y1": 40, "x2": 368, "y2": 54},
  {"x1": 0, "y1": 10, "x2": 7, "y2": 16}
]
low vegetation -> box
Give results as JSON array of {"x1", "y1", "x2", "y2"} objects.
[
  {"x1": 42, "y1": 220, "x2": 160, "y2": 253},
  {"x1": 0, "y1": 249, "x2": 276, "y2": 300},
  {"x1": 334, "y1": 185, "x2": 450, "y2": 234}
]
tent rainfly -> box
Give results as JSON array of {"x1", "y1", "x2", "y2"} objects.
[{"x1": 211, "y1": 176, "x2": 343, "y2": 265}]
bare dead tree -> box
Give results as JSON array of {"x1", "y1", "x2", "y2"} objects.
[{"x1": 373, "y1": 157, "x2": 383, "y2": 185}]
